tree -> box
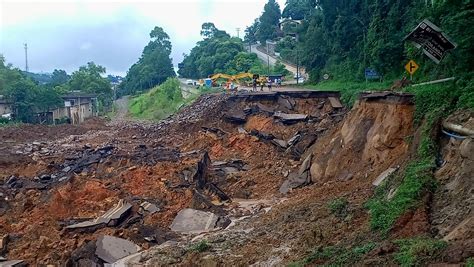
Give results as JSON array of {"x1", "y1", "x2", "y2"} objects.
[
  {"x1": 282, "y1": 0, "x2": 315, "y2": 20},
  {"x1": 0, "y1": 56, "x2": 62, "y2": 122},
  {"x1": 244, "y1": 19, "x2": 260, "y2": 44},
  {"x1": 50, "y1": 69, "x2": 69, "y2": 86},
  {"x1": 256, "y1": 0, "x2": 281, "y2": 44},
  {"x1": 68, "y1": 62, "x2": 113, "y2": 109},
  {"x1": 178, "y1": 25, "x2": 245, "y2": 78},
  {"x1": 118, "y1": 26, "x2": 175, "y2": 97}
]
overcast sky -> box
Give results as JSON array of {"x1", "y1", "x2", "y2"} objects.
[{"x1": 0, "y1": 0, "x2": 285, "y2": 76}]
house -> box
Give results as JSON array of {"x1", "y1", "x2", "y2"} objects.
[
  {"x1": 52, "y1": 93, "x2": 99, "y2": 124},
  {"x1": 0, "y1": 96, "x2": 13, "y2": 117}
]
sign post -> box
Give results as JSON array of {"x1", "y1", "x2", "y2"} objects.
[
  {"x1": 364, "y1": 68, "x2": 380, "y2": 82},
  {"x1": 405, "y1": 60, "x2": 419, "y2": 80},
  {"x1": 404, "y1": 19, "x2": 457, "y2": 64}
]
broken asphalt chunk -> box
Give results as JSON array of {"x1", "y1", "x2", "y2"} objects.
[
  {"x1": 249, "y1": 129, "x2": 275, "y2": 141},
  {"x1": 254, "y1": 103, "x2": 275, "y2": 115},
  {"x1": 271, "y1": 139, "x2": 288, "y2": 149},
  {"x1": 192, "y1": 152, "x2": 211, "y2": 189},
  {"x1": 170, "y1": 208, "x2": 219, "y2": 234},
  {"x1": 95, "y1": 235, "x2": 140, "y2": 264},
  {"x1": 273, "y1": 111, "x2": 308, "y2": 124},
  {"x1": 225, "y1": 110, "x2": 247, "y2": 124},
  {"x1": 328, "y1": 97, "x2": 343, "y2": 108},
  {"x1": 202, "y1": 127, "x2": 227, "y2": 137},
  {"x1": 65, "y1": 200, "x2": 132, "y2": 230},
  {"x1": 277, "y1": 95, "x2": 296, "y2": 110},
  {"x1": 139, "y1": 202, "x2": 160, "y2": 215}
]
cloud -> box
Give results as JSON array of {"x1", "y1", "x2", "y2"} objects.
[{"x1": 0, "y1": 0, "x2": 286, "y2": 76}]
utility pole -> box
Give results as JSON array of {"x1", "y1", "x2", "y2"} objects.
[
  {"x1": 295, "y1": 34, "x2": 299, "y2": 85},
  {"x1": 24, "y1": 43, "x2": 29, "y2": 72},
  {"x1": 267, "y1": 41, "x2": 270, "y2": 75},
  {"x1": 296, "y1": 49, "x2": 299, "y2": 85},
  {"x1": 236, "y1": 28, "x2": 240, "y2": 38}
]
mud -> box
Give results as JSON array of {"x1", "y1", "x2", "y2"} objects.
[{"x1": 0, "y1": 92, "x2": 472, "y2": 265}]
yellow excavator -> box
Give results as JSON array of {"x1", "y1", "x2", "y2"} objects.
[{"x1": 209, "y1": 72, "x2": 267, "y2": 88}]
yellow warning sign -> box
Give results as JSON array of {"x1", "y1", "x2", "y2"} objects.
[{"x1": 405, "y1": 60, "x2": 419, "y2": 75}]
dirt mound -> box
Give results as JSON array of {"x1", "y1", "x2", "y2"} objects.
[
  {"x1": 431, "y1": 111, "x2": 474, "y2": 241},
  {"x1": 309, "y1": 97, "x2": 414, "y2": 184}
]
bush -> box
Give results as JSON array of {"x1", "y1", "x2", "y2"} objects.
[
  {"x1": 394, "y1": 237, "x2": 447, "y2": 266},
  {"x1": 188, "y1": 240, "x2": 210, "y2": 253},
  {"x1": 327, "y1": 197, "x2": 349, "y2": 218}
]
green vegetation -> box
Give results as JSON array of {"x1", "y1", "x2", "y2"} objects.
[
  {"x1": 327, "y1": 197, "x2": 349, "y2": 218},
  {"x1": 306, "y1": 80, "x2": 393, "y2": 106},
  {"x1": 289, "y1": 243, "x2": 376, "y2": 266},
  {"x1": 256, "y1": 0, "x2": 281, "y2": 44},
  {"x1": 0, "y1": 55, "x2": 114, "y2": 123},
  {"x1": 466, "y1": 258, "x2": 474, "y2": 267},
  {"x1": 394, "y1": 237, "x2": 447, "y2": 266},
  {"x1": 178, "y1": 23, "x2": 288, "y2": 79},
  {"x1": 118, "y1": 26, "x2": 175, "y2": 97},
  {"x1": 188, "y1": 240, "x2": 211, "y2": 253},
  {"x1": 128, "y1": 78, "x2": 183, "y2": 121},
  {"x1": 245, "y1": 1, "x2": 473, "y2": 83}
]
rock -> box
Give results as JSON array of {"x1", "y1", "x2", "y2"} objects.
[
  {"x1": 95, "y1": 235, "x2": 140, "y2": 263},
  {"x1": 280, "y1": 155, "x2": 313, "y2": 194},
  {"x1": 460, "y1": 138, "x2": 474, "y2": 160},
  {"x1": 62, "y1": 166, "x2": 71, "y2": 173},
  {"x1": 372, "y1": 167, "x2": 398, "y2": 186},
  {"x1": 237, "y1": 127, "x2": 247, "y2": 134},
  {"x1": 310, "y1": 163, "x2": 323, "y2": 183},
  {"x1": 443, "y1": 216, "x2": 474, "y2": 242},
  {"x1": 39, "y1": 174, "x2": 51, "y2": 181},
  {"x1": 170, "y1": 208, "x2": 219, "y2": 234},
  {"x1": 298, "y1": 154, "x2": 312, "y2": 176},
  {"x1": 0, "y1": 234, "x2": 8, "y2": 254}
]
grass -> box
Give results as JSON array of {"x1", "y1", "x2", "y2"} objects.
[
  {"x1": 128, "y1": 78, "x2": 185, "y2": 121},
  {"x1": 327, "y1": 197, "x2": 349, "y2": 218},
  {"x1": 466, "y1": 258, "x2": 474, "y2": 267},
  {"x1": 365, "y1": 110, "x2": 438, "y2": 235},
  {"x1": 394, "y1": 237, "x2": 447, "y2": 266},
  {"x1": 288, "y1": 243, "x2": 376, "y2": 266},
  {"x1": 188, "y1": 240, "x2": 211, "y2": 253},
  {"x1": 364, "y1": 79, "x2": 473, "y2": 235},
  {"x1": 305, "y1": 79, "x2": 393, "y2": 107}
]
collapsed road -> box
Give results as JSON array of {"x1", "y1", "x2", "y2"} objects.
[{"x1": 0, "y1": 90, "x2": 472, "y2": 265}]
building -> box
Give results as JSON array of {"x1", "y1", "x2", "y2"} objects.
[
  {"x1": 52, "y1": 93, "x2": 99, "y2": 124},
  {"x1": 0, "y1": 96, "x2": 13, "y2": 118}
]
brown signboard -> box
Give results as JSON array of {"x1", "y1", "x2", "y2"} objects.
[{"x1": 404, "y1": 19, "x2": 457, "y2": 64}]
